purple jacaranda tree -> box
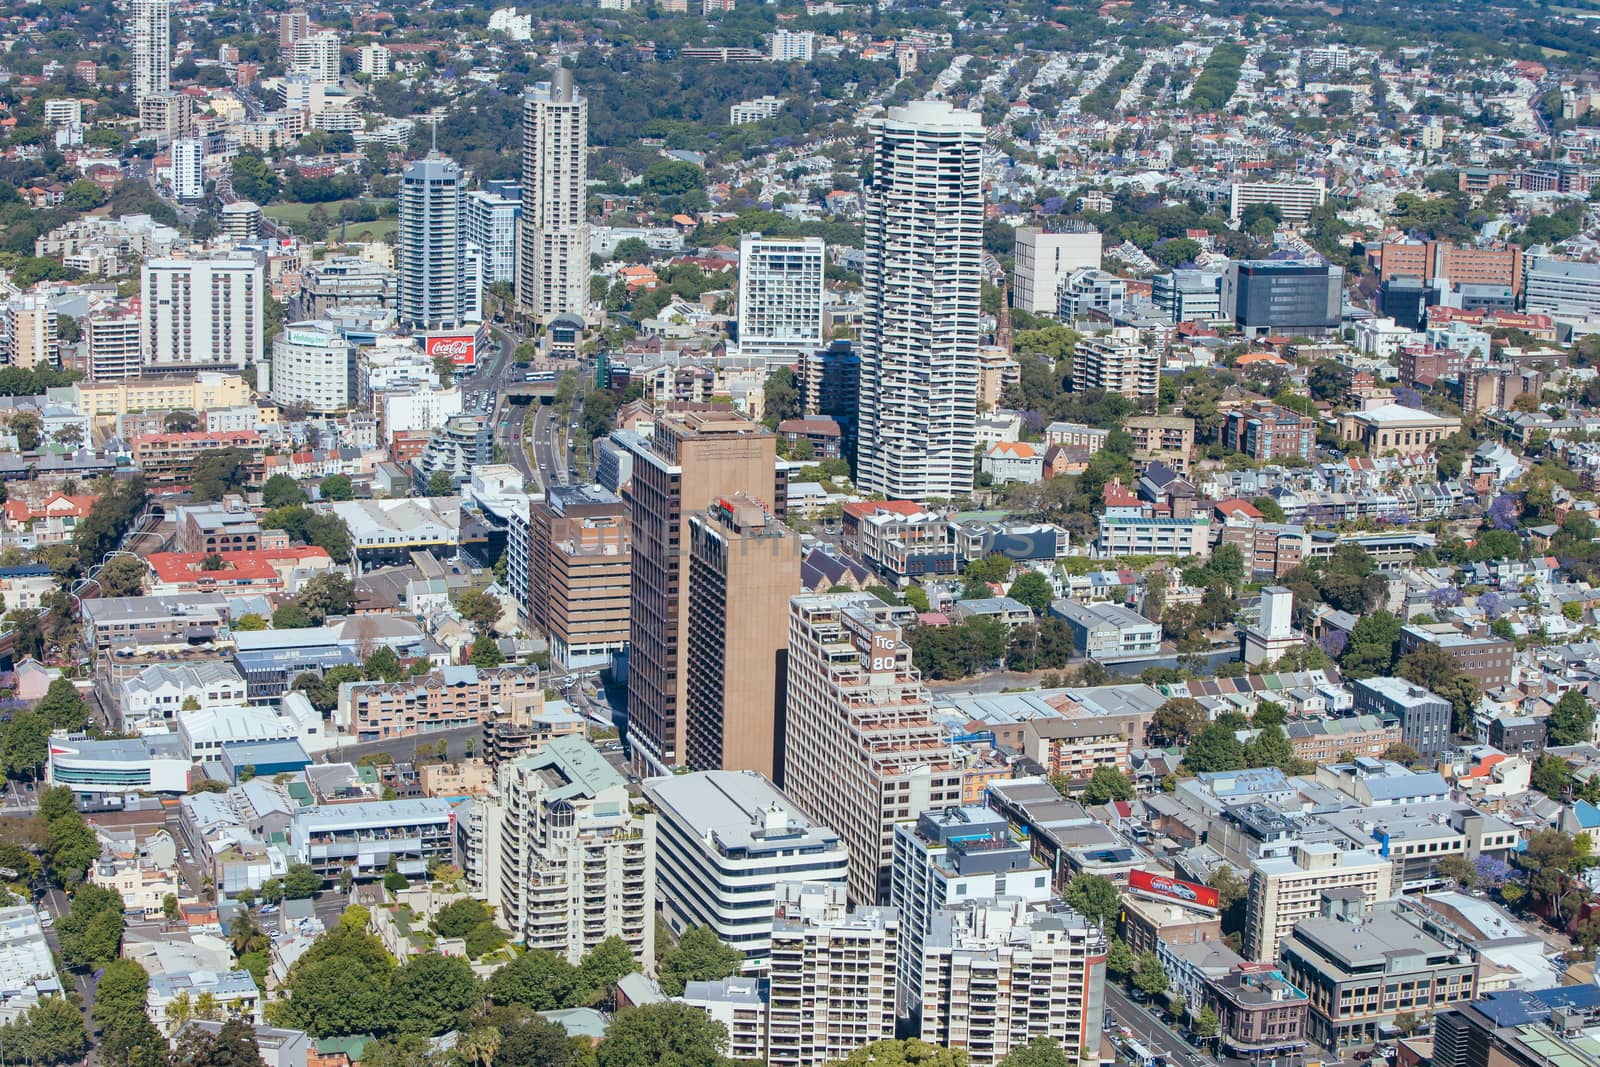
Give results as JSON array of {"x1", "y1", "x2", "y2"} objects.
[
  {"x1": 1488, "y1": 493, "x2": 1520, "y2": 531},
  {"x1": 1475, "y1": 854, "x2": 1515, "y2": 888}
]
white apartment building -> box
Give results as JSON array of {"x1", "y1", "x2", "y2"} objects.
[
  {"x1": 890, "y1": 806, "x2": 1052, "y2": 1018},
  {"x1": 464, "y1": 185, "x2": 521, "y2": 285},
  {"x1": 857, "y1": 102, "x2": 983, "y2": 500},
  {"x1": 382, "y1": 386, "x2": 464, "y2": 444},
  {"x1": 920, "y1": 901, "x2": 1108, "y2": 1067},
  {"x1": 1525, "y1": 257, "x2": 1600, "y2": 318},
  {"x1": 141, "y1": 254, "x2": 264, "y2": 369},
  {"x1": 2, "y1": 297, "x2": 57, "y2": 370},
  {"x1": 1228, "y1": 178, "x2": 1328, "y2": 222},
  {"x1": 1013, "y1": 228, "x2": 1102, "y2": 315},
  {"x1": 730, "y1": 96, "x2": 786, "y2": 125},
  {"x1": 43, "y1": 99, "x2": 82, "y2": 127},
  {"x1": 1072, "y1": 327, "x2": 1158, "y2": 399},
  {"x1": 221, "y1": 201, "x2": 262, "y2": 242},
  {"x1": 270, "y1": 321, "x2": 355, "y2": 413},
  {"x1": 1244, "y1": 842, "x2": 1394, "y2": 963},
  {"x1": 287, "y1": 798, "x2": 456, "y2": 878},
  {"x1": 770, "y1": 29, "x2": 815, "y2": 61},
  {"x1": 291, "y1": 30, "x2": 342, "y2": 84},
  {"x1": 682, "y1": 978, "x2": 767, "y2": 1062},
  {"x1": 170, "y1": 138, "x2": 203, "y2": 201},
  {"x1": 397, "y1": 155, "x2": 479, "y2": 330},
  {"x1": 358, "y1": 43, "x2": 392, "y2": 77},
  {"x1": 783, "y1": 594, "x2": 964, "y2": 905},
  {"x1": 645, "y1": 770, "x2": 848, "y2": 971},
  {"x1": 86, "y1": 306, "x2": 141, "y2": 380},
  {"x1": 470, "y1": 735, "x2": 656, "y2": 967},
  {"x1": 129, "y1": 0, "x2": 172, "y2": 103},
  {"x1": 116, "y1": 661, "x2": 249, "y2": 732},
  {"x1": 767, "y1": 883, "x2": 899, "y2": 1067},
  {"x1": 519, "y1": 71, "x2": 589, "y2": 322},
  {"x1": 736, "y1": 233, "x2": 825, "y2": 369}
]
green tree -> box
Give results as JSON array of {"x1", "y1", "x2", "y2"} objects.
[
  {"x1": 999, "y1": 1040, "x2": 1071, "y2": 1067},
  {"x1": 1532, "y1": 754, "x2": 1574, "y2": 798},
  {"x1": 1149, "y1": 698, "x2": 1207, "y2": 746},
  {"x1": 8, "y1": 412, "x2": 42, "y2": 452},
  {"x1": 278, "y1": 956, "x2": 392, "y2": 1038},
  {"x1": 595, "y1": 1002, "x2": 731, "y2": 1067},
  {"x1": 1007, "y1": 571, "x2": 1055, "y2": 617},
  {"x1": 388, "y1": 953, "x2": 480, "y2": 1036},
  {"x1": 56, "y1": 884, "x2": 124, "y2": 968},
  {"x1": 1551, "y1": 689, "x2": 1597, "y2": 746},
  {"x1": 283, "y1": 864, "x2": 323, "y2": 899},
  {"x1": 230, "y1": 152, "x2": 279, "y2": 203},
  {"x1": 611, "y1": 237, "x2": 653, "y2": 265},
  {"x1": 426, "y1": 469, "x2": 454, "y2": 497},
  {"x1": 470, "y1": 635, "x2": 504, "y2": 668},
  {"x1": 657, "y1": 926, "x2": 745, "y2": 996},
  {"x1": 1436, "y1": 854, "x2": 1477, "y2": 887},
  {"x1": 45, "y1": 809, "x2": 99, "y2": 886},
  {"x1": 1195, "y1": 1005, "x2": 1219, "y2": 1040},
  {"x1": 1133, "y1": 951, "x2": 1170, "y2": 998},
  {"x1": 0, "y1": 997, "x2": 90, "y2": 1066},
  {"x1": 1062, "y1": 873, "x2": 1120, "y2": 931},
  {"x1": 2, "y1": 710, "x2": 50, "y2": 780},
  {"x1": 1251, "y1": 496, "x2": 1286, "y2": 523},
  {"x1": 189, "y1": 448, "x2": 253, "y2": 501},
  {"x1": 1383, "y1": 742, "x2": 1421, "y2": 764},
  {"x1": 488, "y1": 949, "x2": 579, "y2": 1011},
  {"x1": 1181, "y1": 722, "x2": 1247, "y2": 774},
  {"x1": 93, "y1": 957, "x2": 166, "y2": 1067},
  {"x1": 296, "y1": 572, "x2": 355, "y2": 624},
  {"x1": 1244, "y1": 724, "x2": 1297, "y2": 772},
  {"x1": 1082, "y1": 765, "x2": 1136, "y2": 805},
  {"x1": 319, "y1": 474, "x2": 355, "y2": 501},
  {"x1": 234, "y1": 613, "x2": 267, "y2": 631},
  {"x1": 274, "y1": 602, "x2": 315, "y2": 629},
  {"x1": 455, "y1": 589, "x2": 503, "y2": 635},
  {"x1": 762, "y1": 368, "x2": 804, "y2": 427},
  {"x1": 365, "y1": 646, "x2": 405, "y2": 683},
  {"x1": 1106, "y1": 937, "x2": 1136, "y2": 978},
  {"x1": 36, "y1": 677, "x2": 90, "y2": 731},
  {"x1": 832, "y1": 1039, "x2": 969, "y2": 1067},
  {"x1": 576, "y1": 936, "x2": 639, "y2": 1003},
  {"x1": 96, "y1": 554, "x2": 148, "y2": 597},
  {"x1": 1341, "y1": 611, "x2": 1400, "y2": 678},
  {"x1": 169, "y1": 1018, "x2": 265, "y2": 1067},
  {"x1": 262, "y1": 474, "x2": 309, "y2": 508}
]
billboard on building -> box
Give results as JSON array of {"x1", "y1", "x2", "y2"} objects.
[
  {"x1": 1128, "y1": 868, "x2": 1219, "y2": 910},
  {"x1": 425, "y1": 333, "x2": 477, "y2": 367}
]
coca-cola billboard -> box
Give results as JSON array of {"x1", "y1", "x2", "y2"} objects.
[
  {"x1": 1128, "y1": 868, "x2": 1219, "y2": 910},
  {"x1": 426, "y1": 334, "x2": 476, "y2": 367}
]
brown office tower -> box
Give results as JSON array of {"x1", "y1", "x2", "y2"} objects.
[
  {"x1": 684, "y1": 493, "x2": 802, "y2": 780},
  {"x1": 623, "y1": 411, "x2": 785, "y2": 775},
  {"x1": 529, "y1": 485, "x2": 632, "y2": 668}
]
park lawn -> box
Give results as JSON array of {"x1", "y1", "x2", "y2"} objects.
[{"x1": 264, "y1": 199, "x2": 397, "y2": 241}]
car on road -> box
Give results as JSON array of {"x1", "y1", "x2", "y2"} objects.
[{"x1": 1354, "y1": 1052, "x2": 1372, "y2": 1061}]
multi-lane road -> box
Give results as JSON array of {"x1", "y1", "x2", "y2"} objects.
[{"x1": 1105, "y1": 984, "x2": 1211, "y2": 1067}]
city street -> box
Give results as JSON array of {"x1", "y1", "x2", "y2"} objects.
[{"x1": 1106, "y1": 984, "x2": 1211, "y2": 1067}]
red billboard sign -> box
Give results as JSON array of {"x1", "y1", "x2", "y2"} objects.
[
  {"x1": 1128, "y1": 868, "x2": 1219, "y2": 910},
  {"x1": 426, "y1": 334, "x2": 477, "y2": 367}
]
